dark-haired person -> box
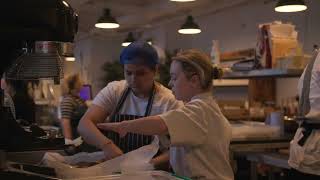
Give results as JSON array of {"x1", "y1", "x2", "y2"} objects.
[
  {"x1": 98, "y1": 49, "x2": 234, "y2": 180},
  {"x1": 1, "y1": 73, "x2": 35, "y2": 125},
  {"x1": 78, "y1": 42, "x2": 183, "y2": 167},
  {"x1": 59, "y1": 73, "x2": 87, "y2": 146}
]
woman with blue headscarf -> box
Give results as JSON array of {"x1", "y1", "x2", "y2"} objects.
[{"x1": 78, "y1": 42, "x2": 183, "y2": 167}]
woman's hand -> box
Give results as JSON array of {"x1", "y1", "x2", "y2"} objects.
[
  {"x1": 101, "y1": 141, "x2": 123, "y2": 160},
  {"x1": 97, "y1": 121, "x2": 128, "y2": 137}
]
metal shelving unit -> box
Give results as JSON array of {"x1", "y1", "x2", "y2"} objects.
[
  {"x1": 222, "y1": 69, "x2": 303, "y2": 79},
  {"x1": 213, "y1": 79, "x2": 249, "y2": 87}
]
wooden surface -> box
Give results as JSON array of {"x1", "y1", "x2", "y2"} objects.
[
  {"x1": 248, "y1": 78, "x2": 276, "y2": 106},
  {"x1": 220, "y1": 48, "x2": 255, "y2": 62}
]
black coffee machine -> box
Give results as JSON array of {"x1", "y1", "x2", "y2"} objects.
[{"x1": 0, "y1": 0, "x2": 78, "y2": 152}]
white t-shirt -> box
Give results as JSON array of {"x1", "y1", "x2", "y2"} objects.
[
  {"x1": 289, "y1": 52, "x2": 320, "y2": 175},
  {"x1": 93, "y1": 80, "x2": 182, "y2": 116},
  {"x1": 93, "y1": 80, "x2": 183, "y2": 150},
  {"x1": 160, "y1": 92, "x2": 234, "y2": 180}
]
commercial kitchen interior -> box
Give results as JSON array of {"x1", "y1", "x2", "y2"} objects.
[{"x1": 1, "y1": 0, "x2": 320, "y2": 179}]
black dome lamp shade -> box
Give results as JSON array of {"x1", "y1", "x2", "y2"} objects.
[
  {"x1": 122, "y1": 32, "x2": 135, "y2": 47},
  {"x1": 178, "y1": 16, "x2": 201, "y2": 34},
  {"x1": 275, "y1": 0, "x2": 307, "y2": 12},
  {"x1": 95, "y1": 8, "x2": 120, "y2": 29},
  {"x1": 170, "y1": 0, "x2": 196, "y2": 2}
]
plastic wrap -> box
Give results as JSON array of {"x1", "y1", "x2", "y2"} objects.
[{"x1": 43, "y1": 137, "x2": 163, "y2": 179}]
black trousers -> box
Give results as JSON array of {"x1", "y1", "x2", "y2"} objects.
[{"x1": 288, "y1": 168, "x2": 320, "y2": 180}]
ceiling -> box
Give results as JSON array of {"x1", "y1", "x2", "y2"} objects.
[{"x1": 66, "y1": 0, "x2": 254, "y2": 39}]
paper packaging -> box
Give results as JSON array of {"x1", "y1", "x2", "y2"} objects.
[
  {"x1": 270, "y1": 38, "x2": 298, "y2": 68},
  {"x1": 42, "y1": 137, "x2": 163, "y2": 179}
]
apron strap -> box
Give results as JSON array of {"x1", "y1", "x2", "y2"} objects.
[
  {"x1": 298, "y1": 52, "x2": 319, "y2": 146},
  {"x1": 110, "y1": 87, "x2": 131, "y2": 117},
  {"x1": 144, "y1": 83, "x2": 157, "y2": 117},
  {"x1": 298, "y1": 52, "x2": 318, "y2": 116}
]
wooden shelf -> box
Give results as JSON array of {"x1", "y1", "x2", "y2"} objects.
[
  {"x1": 222, "y1": 69, "x2": 303, "y2": 79},
  {"x1": 213, "y1": 79, "x2": 249, "y2": 87}
]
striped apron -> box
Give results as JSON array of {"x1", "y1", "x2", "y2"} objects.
[{"x1": 105, "y1": 85, "x2": 156, "y2": 153}]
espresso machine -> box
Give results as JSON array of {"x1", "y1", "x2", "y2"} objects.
[{"x1": 0, "y1": 0, "x2": 78, "y2": 178}]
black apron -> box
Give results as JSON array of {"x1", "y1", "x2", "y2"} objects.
[{"x1": 105, "y1": 85, "x2": 156, "y2": 153}]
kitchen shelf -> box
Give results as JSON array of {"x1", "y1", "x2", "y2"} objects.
[
  {"x1": 213, "y1": 79, "x2": 249, "y2": 87},
  {"x1": 34, "y1": 99, "x2": 50, "y2": 105},
  {"x1": 222, "y1": 69, "x2": 303, "y2": 79}
]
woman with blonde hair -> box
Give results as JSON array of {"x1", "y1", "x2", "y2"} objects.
[
  {"x1": 98, "y1": 49, "x2": 234, "y2": 180},
  {"x1": 60, "y1": 74, "x2": 87, "y2": 145}
]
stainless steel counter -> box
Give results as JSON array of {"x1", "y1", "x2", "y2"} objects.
[
  {"x1": 7, "y1": 150, "x2": 65, "y2": 165},
  {"x1": 230, "y1": 135, "x2": 291, "y2": 152}
]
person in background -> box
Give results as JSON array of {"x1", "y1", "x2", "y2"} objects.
[
  {"x1": 288, "y1": 51, "x2": 320, "y2": 179},
  {"x1": 78, "y1": 42, "x2": 183, "y2": 168},
  {"x1": 97, "y1": 49, "x2": 234, "y2": 180},
  {"x1": 1, "y1": 73, "x2": 35, "y2": 125},
  {"x1": 60, "y1": 73, "x2": 88, "y2": 145}
]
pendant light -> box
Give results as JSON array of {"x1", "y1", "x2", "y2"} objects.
[
  {"x1": 178, "y1": 16, "x2": 201, "y2": 34},
  {"x1": 275, "y1": 0, "x2": 307, "y2": 12},
  {"x1": 62, "y1": 1, "x2": 70, "y2": 7},
  {"x1": 122, "y1": 32, "x2": 135, "y2": 47},
  {"x1": 65, "y1": 57, "x2": 75, "y2": 61},
  {"x1": 170, "y1": 0, "x2": 196, "y2": 2},
  {"x1": 95, "y1": 8, "x2": 120, "y2": 29}
]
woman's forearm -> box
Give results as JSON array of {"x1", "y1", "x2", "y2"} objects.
[
  {"x1": 78, "y1": 116, "x2": 112, "y2": 149},
  {"x1": 151, "y1": 151, "x2": 169, "y2": 166},
  {"x1": 77, "y1": 105, "x2": 115, "y2": 149},
  {"x1": 124, "y1": 116, "x2": 168, "y2": 135}
]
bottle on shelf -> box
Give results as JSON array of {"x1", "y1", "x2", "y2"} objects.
[{"x1": 210, "y1": 40, "x2": 220, "y2": 66}]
